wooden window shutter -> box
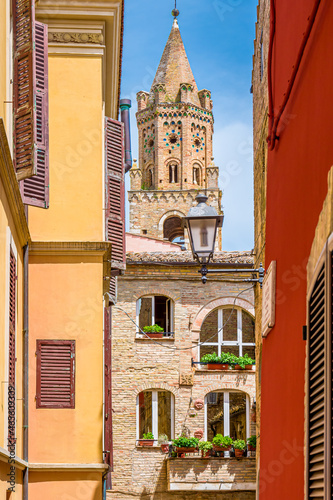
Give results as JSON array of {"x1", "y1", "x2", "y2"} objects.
[
  {"x1": 8, "y1": 251, "x2": 16, "y2": 448},
  {"x1": 36, "y1": 340, "x2": 75, "y2": 409},
  {"x1": 21, "y1": 21, "x2": 49, "y2": 207},
  {"x1": 12, "y1": 0, "x2": 36, "y2": 180},
  {"x1": 105, "y1": 118, "x2": 125, "y2": 272},
  {"x1": 307, "y1": 262, "x2": 326, "y2": 499}
]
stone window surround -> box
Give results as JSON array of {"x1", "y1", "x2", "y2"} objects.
[
  {"x1": 198, "y1": 307, "x2": 255, "y2": 359},
  {"x1": 136, "y1": 295, "x2": 174, "y2": 335},
  {"x1": 136, "y1": 390, "x2": 175, "y2": 443},
  {"x1": 204, "y1": 390, "x2": 251, "y2": 443}
]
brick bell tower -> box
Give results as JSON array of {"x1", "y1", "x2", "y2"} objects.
[{"x1": 129, "y1": 9, "x2": 222, "y2": 248}]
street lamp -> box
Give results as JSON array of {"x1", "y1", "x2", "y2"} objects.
[{"x1": 183, "y1": 193, "x2": 265, "y2": 286}]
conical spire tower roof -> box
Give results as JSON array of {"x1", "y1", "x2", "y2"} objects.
[{"x1": 150, "y1": 19, "x2": 200, "y2": 107}]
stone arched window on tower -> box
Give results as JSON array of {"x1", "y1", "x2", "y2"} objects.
[
  {"x1": 193, "y1": 163, "x2": 201, "y2": 185},
  {"x1": 199, "y1": 307, "x2": 255, "y2": 361},
  {"x1": 136, "y1": 389, "x2": 175, "y2": 443},
  {"x1": 163, "y1": 216, "x2": 184, "y2": 243},
  {"x1": 143, "y1": 165, "x2": 154, "y2": 190},
  {"x1": 169, "y1": 163, "x2": 178, "y2": 184}
]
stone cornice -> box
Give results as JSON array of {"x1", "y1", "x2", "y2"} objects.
[
  {"x1": 136, "y1": 102, "x2": 214, "y2": 123},
  {"x1": 0, "y1": 120, "x2": 30, "y2": 247}
]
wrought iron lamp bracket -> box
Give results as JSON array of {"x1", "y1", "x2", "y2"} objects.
[{"x1": 198, "y1": 263, "x2": 265, "y2": 287}]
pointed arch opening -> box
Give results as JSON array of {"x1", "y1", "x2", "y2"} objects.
[{"x1": 163, "y1": 216, "x2": 184, "y2": 243}]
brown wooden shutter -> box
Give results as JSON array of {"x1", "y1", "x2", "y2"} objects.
[
  {"x1": 36, "y1": 340, "x2": 75, "y2": 409},
  {"x1": 12, "y1": 0, "x2": 37, "y2": 180},
  {"x1": 104, "y1": 307, "x2": 113, "y2": 475},
  {"x1": 307, "y1": 262, "x2": 325, "y2": 499},
  {"x1": 21, "y1": 21, "x2": 49, "y2": 207},
  {"x1": 105, "y1": 118, "x2": 125, "y2": 272},
  {"x1": 8, "y1": 251, "x2": 16, "y2": 448}
]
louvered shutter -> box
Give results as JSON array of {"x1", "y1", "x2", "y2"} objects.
[
  {"x1": 21, "y1": 21, "x2": 49, "y2": 207},
  {"x1": 105, "y1": 118, "x2": 125, "y2": 272},
  {"x1": 36, "y1": 340, "x2": 75, "y2": 409},
  {"x1": 104, "y1": 307, "x2": 113, "y2": 469},
  {"x1": 8, "y1": 251, "x2": 16, "y2": 447},
  {"x1": 12, "y1": 0, "x2": 37, "y2": 180},
  {"x1": 308, "y1": 263, "x2": 325, "y2": 499}
]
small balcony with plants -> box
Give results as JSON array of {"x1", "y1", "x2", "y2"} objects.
[
  {"x1": 166, "y1": 435, "x2": 257, "y2": 492},
  {"x1": 194, "y1": 352, "x2": 256, "y2": 371}
]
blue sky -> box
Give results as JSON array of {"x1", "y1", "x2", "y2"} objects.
[{"x1": 121, "y1": 0, "x2": 258, "y2": 251}]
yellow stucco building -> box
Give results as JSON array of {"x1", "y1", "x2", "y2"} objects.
[{"x1": 0, "y1": 0, "x2": 125, "y2": 498}]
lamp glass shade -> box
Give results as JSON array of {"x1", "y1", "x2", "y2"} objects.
[{"x1": 187, "y1": 217, "x2": 218, "y2": 263}]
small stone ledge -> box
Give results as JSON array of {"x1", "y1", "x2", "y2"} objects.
[{"x1": 135, "y1": 336, "x2": 174, "y2": 342}]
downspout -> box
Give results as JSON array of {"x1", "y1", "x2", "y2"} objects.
[
  {"x1": 23, "y1": 243, "x2": 29, "y2": 500},
  {"x1": 120, "y1": 99, "x2": 132, "y2": 173}
]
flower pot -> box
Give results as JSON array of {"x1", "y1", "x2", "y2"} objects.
[
  {"x1": 245, "y1": 364, "x2": 254, "y2": 370},
  {"x1": 161, "y1": 444, "x2": 169, "y2": 453},
  {"x1": 175, "y1": 447, "x2": 197, "y2": 454},
  {"x1": 144, "y1": 332, "x2": 164, "y2": 339},
  {"x1": 213, "y1": 445, "x2": 232, "y2": 452},
  {"x1": 247, "y1": 445, "x2": 256, "y2": 452},
  {"x1": 207, "y1": 363, "x2": 229, "y2": 370},
  {"x1": 138, "y1": 439, "x2": 154, "y2": 446},
  {"x1": 234, "y1": 448, "x2": 245, "y2": 457},
  {"x1": 201, "y1": 450, "x2": 211, "y2": 458}
]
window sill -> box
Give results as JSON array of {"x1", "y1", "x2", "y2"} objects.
[
  {"x1": 135, "y1": 336, "x2": 174, "y2": 341},
  {"x1": 194, "y1": 366, "x2": 256, "y2": 372}
]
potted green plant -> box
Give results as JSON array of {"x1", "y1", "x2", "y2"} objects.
[
  {"x1": 158, "y1": 434, "x2": 170, "y2": 453},
  {"x1": 142, "y1": 324, "x2": 164, "y2": 339},
  {"x1": 198, "y1": 441, "x2": 213, "y2": 458},
  {"x1": 138, "y1": 432, "x2": 154, "y2": 446},
  {"x1": 247, "y1": 435, "x2": 256, "y2": 452},
  {"x1": 212, "y1": 434, "x2": 233, "y2": 451},
  {"x1": 201, "y1": 352, "x2": 232, "y2": 370},
  {"x1": 172, "y1": 436, "x2": 199, "y2": 454},
  {"x1": 233, "y1": 439, "x2": 246, "y2": 457},
  {"x1": 234, "y1": 354, "x2": 255, "y2": 370}
]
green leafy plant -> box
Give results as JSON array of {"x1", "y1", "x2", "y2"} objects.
[
  {"x1": 142, "y1": 432, "x2": 154, "y2": 440},
  {"x1": 158, "y1": 434, "x2": 169, "y2": 445},
  {"x1": 236, "y1": 354, "x2": 255, "y2": 368},
  {"x1": 200, "y1": 352, "x2": 238, "y2": 365},
  {"x1": 200, "y1": 352, "x2": 220, "y2": 363},
  {"x1": 212, "y1": 435, "x2": 233, "y2": 447},
  {"x1": 247, "y1": 435, "x2": 256, "y2": 448},
  {"x1": 172, "y1": 437, "x2": 199, "y2": 448},
  {"x1": 233, "y1": 439, "x2": 246, "y2": 450},
  {"x1": 143, "y1": 324, "x2": 164, "y2": 333},
  {"x1": 198, "y1": 441, "x2": 213, "y2": 452}
]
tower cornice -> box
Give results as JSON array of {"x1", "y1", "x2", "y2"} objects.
[{"x1": 136, "y1": 102, "x2": 214, "y2": 124}]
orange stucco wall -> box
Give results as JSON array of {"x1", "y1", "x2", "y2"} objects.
[
  {"x1": 29, "y1": 471, "x2": 102, "y2": 500},
  {"x1": 28, "y1": 254, "x2": 104, "y2": 464}
]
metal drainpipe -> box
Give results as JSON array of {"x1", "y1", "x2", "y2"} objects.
[
  {"x1": 23, "y1": 243, "x2": 29, "y2": 500},
  {"x1": 120, "y1": 99, "x2": 132, "y2": 173}
]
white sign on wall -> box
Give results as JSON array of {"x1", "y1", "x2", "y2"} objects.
[{"x1": 262, "y1": 261, "x2": 276, "y2": 338}]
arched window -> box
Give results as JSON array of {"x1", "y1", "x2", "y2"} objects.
[
  {"x1": 199, "y1": 308, "x2": 255, "y2": 360},
  {"x1": 169, "y1": 164, "x2": 178, "y2": 183},
  {"x1": 193, "y1": 164, "x2": 200, "y2": 184},
  {"x1": 163, "y1": 216, "x2": 184, "y2": 243},
  {"x1": 136, "y1": 295, "x2": 174, "y2": 336},
  {"x1": 136, "y1": 390, "x2": 174, "y2": 442},
  {"x1": 205, "y1": 390, "x2": 250, "y2": 443}
]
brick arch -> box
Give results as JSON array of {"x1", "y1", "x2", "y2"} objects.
[
  {"x1": 191, "y1": 297, "x2": 255, "y2": 333},
  {"x1": 134, "y1": 382, "x2": 180, "y2": 399},
  {"x1": 203, "y1": 383, "x2": 255, "y2": 401},
  {"x1": 132, "y1": 286, "x2": 181, "y2": 303},
  {"x1": 158, "y1": 210, "x2": 186, "y2": 233}
]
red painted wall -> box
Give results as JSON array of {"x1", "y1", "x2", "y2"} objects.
[{"x1": 261, "y1": 1, "x2": 333, "y2": 498}]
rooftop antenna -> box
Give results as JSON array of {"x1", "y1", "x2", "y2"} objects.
[{"x1": 172, "y1": 0, "x2": 179, "y2": 18}]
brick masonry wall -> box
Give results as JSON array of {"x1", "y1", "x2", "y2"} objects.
[
  {"x1": 252, "y1": 0, "x2": 270, "y2": 467},
  {"x1": 108, "y1": 262, "x2": 256, "y2": 499}
]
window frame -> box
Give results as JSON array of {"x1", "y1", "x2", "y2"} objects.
[
  {"x1": 204, "y1": 390, "x2": 250, "y2": 442},
  {"x1": 198, "y1": 307, "x2": 255, "y2": 359},
  {"x1": 136, "y1": 389, "x2": 175, "y2": 442},
  {"x1": 136, "y1": 295, "x2": 174, "y2": 335}
]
